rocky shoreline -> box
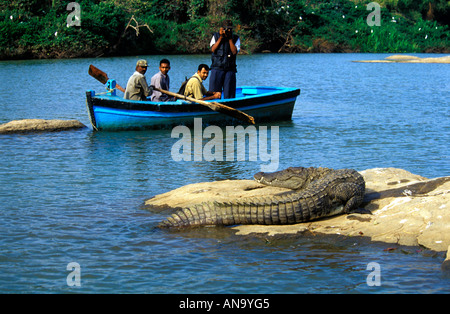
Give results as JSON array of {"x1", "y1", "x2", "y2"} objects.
[{"x1": 146, "y1": 168, "x2": 450, "y2": 268}]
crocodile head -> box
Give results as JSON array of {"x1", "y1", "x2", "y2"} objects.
[{"x1": 254, "y1": 167, "x2": 330, "y2": 190}]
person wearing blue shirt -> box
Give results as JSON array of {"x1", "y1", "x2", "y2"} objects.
[{"x1": 150, "y1": 59, "x2": 173, "y2": 102}]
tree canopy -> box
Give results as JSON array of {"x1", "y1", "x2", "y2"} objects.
[{"x1": 0, "y1": 0, "x2": 448, "y2": 59}]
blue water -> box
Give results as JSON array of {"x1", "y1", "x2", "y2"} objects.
[{"x1": 0, "y1": 53, "x2": 449, "y2": 293}]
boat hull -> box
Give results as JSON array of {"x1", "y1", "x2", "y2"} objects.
[{"x1": 86, "y1": 86, "x2": 300, "y2": 131}]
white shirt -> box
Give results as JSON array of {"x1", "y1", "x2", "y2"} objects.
[{"x1": 210, "y1": 35, "x2": 241, "y2": 53}]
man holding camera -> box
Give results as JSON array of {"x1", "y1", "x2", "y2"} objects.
[{"x1": 209, "y1": 20, "x2": 240, "y2": 99}]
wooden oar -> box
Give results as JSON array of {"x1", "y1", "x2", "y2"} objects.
[
  {"x1": 88, "y1": 64, "x2": 255, "y2": 125},
  {"x1": 153, "y1": 87, "x2": 255, "y2": 125},
  {"x1": 88, "y1": 64, "x2": 125, "y2": 92}
]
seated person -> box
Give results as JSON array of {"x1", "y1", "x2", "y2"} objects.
[
  {"x1": 150, "y1": 58, "x2": 173, "y2": 102},
  {"x1": 124, "y1": 59, "x2": 153, "y2": 101},
  {"x1": 184, "y1": 64, "x2": 221, "y2": 100}
]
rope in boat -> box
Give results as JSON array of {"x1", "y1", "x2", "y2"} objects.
[{"x1": 95, "y1": 88, "x2": 116, "y2": 96}]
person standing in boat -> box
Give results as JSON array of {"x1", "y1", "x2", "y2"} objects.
[
  {"x1": 184, "y1": 64, "x2": 221, "y2": 101},
  {"x1": 150, "y1": 59, "x2": 174, "y2": 102},
  {"x1": 209, "y1": 19, "x2": 240, "y2": 99},
  {"x1": 124, "y1": 59, "x2": 153, "y2": 101}
]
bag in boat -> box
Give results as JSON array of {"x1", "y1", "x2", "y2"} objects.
[{"x1": 177, "y1": 76, "x2": 200, "y2": 95}]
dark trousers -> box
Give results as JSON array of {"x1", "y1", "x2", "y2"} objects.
[{"x1": 209, "y1": 69, "x2": 236, "y2": 99}]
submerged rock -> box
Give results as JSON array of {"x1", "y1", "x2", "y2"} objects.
[
  {"x1": 146, "y1": 168, "x2": 450, "y2": 258},
  {"x1": 0, "y1": 119, "x2": 86, "y2": 134},
  {"x1": 353, "y1": 54, "x2": 450, "y2": 63}
]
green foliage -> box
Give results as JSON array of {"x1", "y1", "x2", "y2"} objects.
[
  {"x1": 0, "y1": 0, "x2": 117, "y2": 58},
  {"x1": 288, "y1": 0, "x2": 449, "y2": 53},
  {"x1": 0, "y1": 0, "x2": 448, "y2": 59}
]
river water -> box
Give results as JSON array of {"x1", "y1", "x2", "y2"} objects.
[{"x1": 0, "y1": 53, "x2": 449, "y2": 294}]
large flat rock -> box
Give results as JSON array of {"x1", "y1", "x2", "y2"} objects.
[
  {"x1": 146, "y1": 179, "x2": 290, "y2": 211},
  {"x1": 146, "y1": 168, "x2": 450, "y2": 254},
  {"x1": 0, "y1": 119, "x2": 86, "y2": 134}
]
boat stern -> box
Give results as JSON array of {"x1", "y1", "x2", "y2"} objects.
[{"x1": 85, "y1": 90, "x2": 98, "y2": 130}]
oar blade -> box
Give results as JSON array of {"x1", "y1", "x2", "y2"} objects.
[{"x1": 88, "y1": 64, "x2": 108, "y2": 84}]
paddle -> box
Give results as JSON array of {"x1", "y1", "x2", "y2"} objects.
[
  {"x1": 153, "y1": 87, "x2": 255, "y2": 125},
  {"x1": 88, "y1": 64, "x2": 255, "y2": 125},
  {"x1": 88, "y1": 64, "x2": 125, "y2": 92}
]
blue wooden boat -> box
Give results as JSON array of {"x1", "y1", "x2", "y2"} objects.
[{"x1": 85, "y1": 85, "x2": 300, "y2": 131}]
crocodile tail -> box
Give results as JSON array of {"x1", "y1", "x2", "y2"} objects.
[{"x1": 158, "y1": 194, "x2": 317, "y2": 228}]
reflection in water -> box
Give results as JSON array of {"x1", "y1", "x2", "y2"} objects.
[{"x1": 171, "y1": 119, "x2": 281, "y2": 174}]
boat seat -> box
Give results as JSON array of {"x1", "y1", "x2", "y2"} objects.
[{"x1": 242, "y1": 88, "x2": 258, "y2": 96}]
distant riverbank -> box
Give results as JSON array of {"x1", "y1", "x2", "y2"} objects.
[{"x1": 1, "y1": 0, "x2": 449, "y2": 60}]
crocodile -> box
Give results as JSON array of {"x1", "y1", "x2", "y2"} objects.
[{"x1": 158, "y1": 167, "x2": 365, "y2": 228}]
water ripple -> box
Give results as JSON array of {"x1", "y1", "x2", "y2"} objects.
[{"x1": 0, "y1": 54, "x2": 449, "y2": 293}]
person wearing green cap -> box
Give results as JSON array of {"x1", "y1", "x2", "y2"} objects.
[{"x1": 124, "y1": 59, "x2": 153, "y2": 101}]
